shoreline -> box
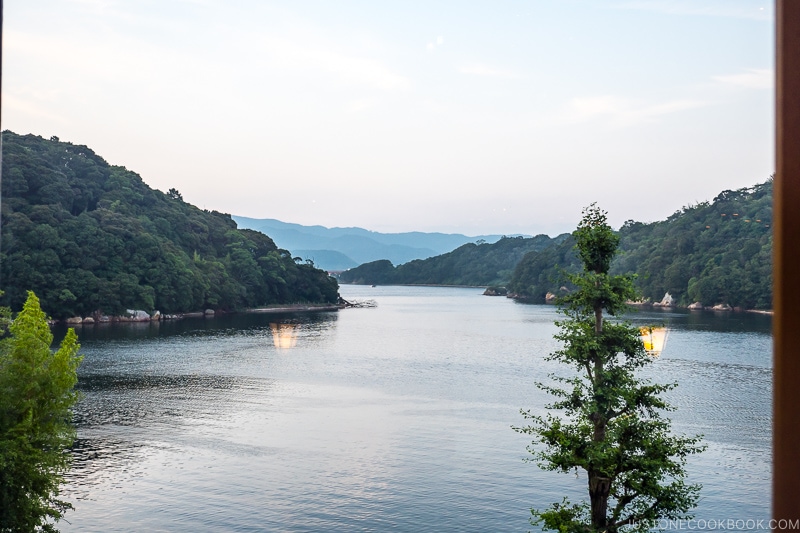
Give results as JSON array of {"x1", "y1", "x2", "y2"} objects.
[
  {"x1": 345, "y1": 283, "x2": 489, "y2": 289},
  {"x1": 351, "y1": 284, "x2": 776, "y2": 314},
  {"x1": 245, "y1": 304, "x2": 340, "y2": 314},
  {"x1": 507, "y1": 294, "x2": 772, "y2": 315},
  {"x1": 51, "y1": 303, "x2": 341, "y2": 326}
]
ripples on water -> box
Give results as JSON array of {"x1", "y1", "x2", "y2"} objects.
[{"x1": 55, "y1": 287, "x2": 772, "y2": 532}]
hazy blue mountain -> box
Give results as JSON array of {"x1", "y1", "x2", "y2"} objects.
[{"x1": 232, "y1": 216, "x2": 511, "y2": 269}]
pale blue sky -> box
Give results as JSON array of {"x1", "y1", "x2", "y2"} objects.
[{"x1": 2, "y1": 0, "x2": 774, "y2": 235}]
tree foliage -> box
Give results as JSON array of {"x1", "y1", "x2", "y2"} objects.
[
  {"x1": 0, "y1": 131, "x2": 339, "y2": 318},
  {"x1": 515, "y1": 205, "x2": 704, "y2": 532},
  {"x1": 0, "y1": 292, "x2": 83, "y2": 532},
  {"x1": 508, "y1": 179, "x2": 773, "y2": 309},
  {"x1": 506, "y1": 234, "x2": 581, "y2": 301}
]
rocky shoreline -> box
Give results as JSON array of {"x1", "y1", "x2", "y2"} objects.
[
  {"x1": 247, "y1": 304, "x2": 340, "y2": 314},
  {"x1": 60, "y1": 308, "x2": 183, "y2": 325},
  {"x1": 498, "y1": 289, "x2": 773, "y2": 315},
  {"x1": 55, "y1": 303, "x2": 344, "y2": 325}
]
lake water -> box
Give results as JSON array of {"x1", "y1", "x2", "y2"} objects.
[{"x1": 56, "y1": 286, "x2": 772, "y2": 532}]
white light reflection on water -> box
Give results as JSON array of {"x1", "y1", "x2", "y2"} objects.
[{"x1": 59, "y1": 286, "x2": 771, "y2": 531}]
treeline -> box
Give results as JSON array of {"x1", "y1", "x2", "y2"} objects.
[
  {"x1": 338, "y1": 234, "x2": 561, "y2": 286},
  {"x1": 0, "y1": 131, "x2": 339, "y2": 319},
  {"x1": 508, "y1": 180, "x2": 773, "y2": 309}
]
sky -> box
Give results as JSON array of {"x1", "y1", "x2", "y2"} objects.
[{"x1": 2, "y1": 0, "x2": 774, "y2": 236}]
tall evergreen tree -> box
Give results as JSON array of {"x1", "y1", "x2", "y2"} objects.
[
  {"x1": 0, "y1": 292, "x2": 83, "y2": 532},
  {"x1": 516, "y1": 205, "x2": 704, "y2": 532}
]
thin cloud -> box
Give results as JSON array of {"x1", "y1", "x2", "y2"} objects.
[
  {"x1": 612, "y1": 1, "x2": 772, "y2": 21},
  {"x1": 346, "y1": 98, "x2": 379, "y2": 113},
  {"x1": 304, "y1": 48, "x2": 410, "y2": 91},
  {"x1": 65, "y1": 0, "x2": 118, "y2": 9},
  {"x1": 567, "y1": 95, "x2": 626, "y2": 119},
  {"x1": 713, "y1": 68, "x2": 773, "y2": 90},
  {"x1": 3, "y1": 93, "x2": 66, "y2": 123},
  {"x1": 458, "y1": 63, "x2": 519, "y2": 79},
  {"x1": 427, "y1": 35, "x2": 445, "y2": 52},
  {"x1": 564, "y1": 95, "x2": 708, "y2": 126},
  {"x1": 262, "y1": 38, "x2": 411, "y2": 91},
  {"x1": 4, "y1": 29, "x2": 157, "y2": 84}
]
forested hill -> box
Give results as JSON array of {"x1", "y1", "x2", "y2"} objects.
[
  {"x1": 508, "y1": 179, "x2": 773, "y2": 309},
  {"x1": 338, "y1": 234, "x2": 563, "y2": 286},
  {"x1": 0, "y1": 131, "x2": 339, "y2": 319}
]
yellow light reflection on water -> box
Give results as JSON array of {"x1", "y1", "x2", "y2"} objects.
[
  {"x1": 639, "y1": 326, "x2": 668, "y2": 357},
  {"x1": 270, "y1": 322, "x2": 299, "y2": 349}
]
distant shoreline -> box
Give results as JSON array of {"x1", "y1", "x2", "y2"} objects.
[
  {"x1": 349, "y1": 283, "x2": 775, "y2": 313},
  {"x1": 51, "y1": 303, "x2": 341, "y2": 326},
  {"x1": 245, "y1": 304, "x2": 340, "y2": 314},
  {"x1": 346, "y1": 283, "x2": 488, "y2": 289}
]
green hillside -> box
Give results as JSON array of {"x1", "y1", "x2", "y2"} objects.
[
  {"x1": 508, "y1": 180, "x2": 773, "y2": 309},
  {"x1": 0, "y1": 132, "x2": 339, "y2": 319},
  {"x1": 338, "y1": 234, "x2": 561, "y2": 286}
]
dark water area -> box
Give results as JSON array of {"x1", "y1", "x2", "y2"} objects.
[{"x1": 56, "y1": 286, "x2": 772, "y2": 532}]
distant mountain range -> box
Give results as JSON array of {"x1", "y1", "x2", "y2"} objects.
[{"x1": 232, "y1": 216, "x2": 515, "y2": 270}]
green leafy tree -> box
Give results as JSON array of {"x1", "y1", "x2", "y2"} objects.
[
  {"x1": 0, "y1": 292, "x2": 83, "y2": 532},
  {"x1": 516, "y1": 205, "x2": 704, "y2": 532},
  {"x1": 1, "y1": 131, "x2": 339, "y2": 318},
  {"x1": 509, "y1": 180, "x2": 773, "y2": 309}
]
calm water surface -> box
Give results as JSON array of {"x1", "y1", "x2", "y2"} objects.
[{"x1": 57, "y1": 286, "x2": 772, "y2": 532}]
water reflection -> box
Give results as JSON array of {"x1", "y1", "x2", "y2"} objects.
[
  {"x1": 52, "y1": 309, "x2": 339, "y2": 344},
  {"x1": 519, "y1": 301, "x2": 773, "y2": 336},
  {"x1": 57, "y1": 288, "x2": 772, "y2": 531},
  {"x1": 68, "y1": 435, "x2": 150, "y2": 500},
  {"x1": 270, "y1": 322, "x2": 299, "y2": 348},
  {"x1": 626, "y1": 306, "x2": 773, "y2": 335},
  {"x1": 69, "y1": 372, "x2": 277, "y2": 494},
  {"x1": 75, "y1": 374, "x2": 247, "y2": 427}
]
